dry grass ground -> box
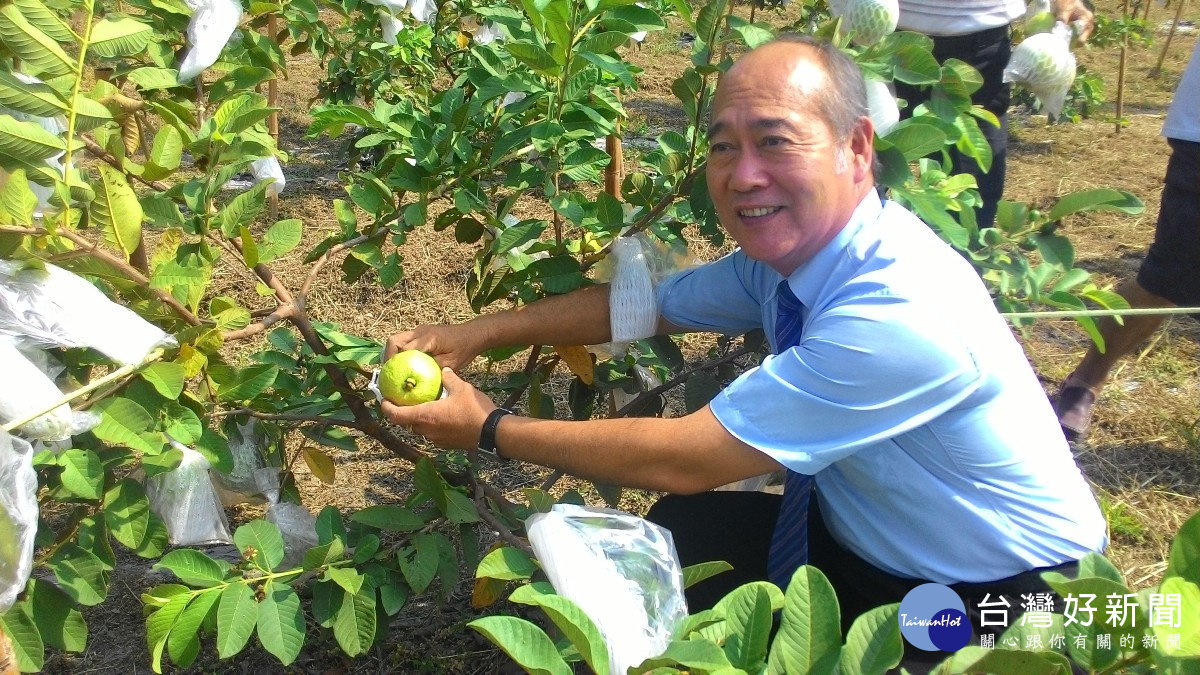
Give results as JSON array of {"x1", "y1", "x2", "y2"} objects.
[{"x1": 44, "y1": 1, "x2": 1200, "y2": 673}]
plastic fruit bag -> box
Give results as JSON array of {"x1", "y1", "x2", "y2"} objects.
[
  {"x1": 0, "y1": 430, "x2": 38, "y2": 614},
  {"x1": 865, "y1": 79, "x2": 900, "y2": 136},
  {"x1": 830, "y1": 0, "x2": 898, "y2": 47},
  {"x1": 177, "y1": 0, "x2": 244, "y2": 83},
  {"x1": 526, "y1": 504, "x2": 688, "y2": 675},
  {"x1": 0, "y1": 338, "x2": 98, "y2": 441},
  {"x1": 212, "y1": 417, "x2": 267, "y2": 506},
  {"x1": 250, "y1": 156, "x2": 286, "y2": 197},
  {"x1": 145, "y1": 442, "x2": 233, "y2": 546},
  {"x1": 254, "y1": 468, "x2": 318, "y2": 568},
  {"x1": 0, "y1": 259, "x2": 176, "y2": 366},
  {"x1": 608, "y1": 236, "x2": 658, "y2": 355},
  {"x1": 1003, "y1": 22, "x2": 1077, "y2": 119}
]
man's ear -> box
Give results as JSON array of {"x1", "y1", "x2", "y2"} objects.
[{"x1": 848, "y1": 116, "x2": 876, "y2": 182}]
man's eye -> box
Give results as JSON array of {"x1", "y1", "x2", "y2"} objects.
[
  {"x1": 709, "y1": 142, "x2": 733, "y2": 153},
  {"x1": 763, "y1": 137, "x2": 789, "y2": 147}
]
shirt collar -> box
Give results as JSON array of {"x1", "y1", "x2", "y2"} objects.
[{"x1": 781, "y1": 191, "x2": 883, "y2": 308}]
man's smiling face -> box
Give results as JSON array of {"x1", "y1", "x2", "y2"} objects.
[{"x1": 706, "y1": 41, "x2": 873, "y2": 276}]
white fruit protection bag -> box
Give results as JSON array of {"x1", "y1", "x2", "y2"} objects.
[
  {"x1": 250, "y1": 156, "x2": 286, "y2": 197},
  {"x1": 607, "y1": 235, "x2": 659, "y2": 355},
  {"x1": 212, "y1": 417, "x2": 267, "y2": 506},
  {"x1": 0, "y1": 259, "x2": 177, "y2": 367},
  {"x1": 526, "y1": 504, "x2": 688, "y2": 675},
  {"x1": 254, "y1": 467, "x2": 318, "y2": 567},
  {"x1": 1003, "y1": 21, "x2": 1077, "y2": 119},
  {"x1": 177, "y1": 0, "x2": 244, "y2": 82},
  {"x1": 0, "y1": 338, "x2": 99, "y2": 441},
  {"x1": 145, "y1": 442, "x2": 233, "y2": 546},
  {"x1": 0, "y1": 429, "x2": 37, "y2": 613}
]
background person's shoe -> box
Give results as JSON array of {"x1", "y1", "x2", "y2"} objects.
[{"x1": 1053, "y1": 376, "x2": 1099, "y2": 442}]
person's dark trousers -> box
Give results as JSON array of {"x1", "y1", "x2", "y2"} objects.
[
  {"x1": 893, "y1": 25, "x2": 1013, "y2": 228},
  {"x1": 646, "y1": 490, "x2": 1079, "y2": 673}
]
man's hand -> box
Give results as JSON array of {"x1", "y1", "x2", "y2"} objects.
[
  {"x1": 1052, "y1": 0, "x2": 1095, "y2": 42},
  {"x1": 383, "y1": 324, "x2": 488, "y2": 372},
  {"x1": 380, "y1": 368, "x2": 497, "y2": 450}
]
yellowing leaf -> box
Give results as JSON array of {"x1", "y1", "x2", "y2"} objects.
[
  {"x1": 303, "y1": 446, "x2": 335, "y2": 484},
  {"x1": 471, "y1": 576, "x2": 507, "y2": 609},
  {"x1": 553, "y1": 345, "x2": 593, "y2": 385}
]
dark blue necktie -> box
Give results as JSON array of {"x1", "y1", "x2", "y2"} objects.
[{"x1": 767, "y1": 280, "x2": 813, "y2": 590}]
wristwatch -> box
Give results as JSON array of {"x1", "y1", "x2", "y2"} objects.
[{"x1": 477, "y1": 408, "x2": 513, "y2": 460}]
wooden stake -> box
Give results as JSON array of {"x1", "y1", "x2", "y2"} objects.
[
  {"x1": 1152, "y1": 0, "x2": 1189, "y2": 77},
  {"x1": 1116, "y1": 0, "x2": 1130, "y2": 133},
  {"x1": 267, "y1": 13, "x2": 281, "y2": 220},
  {"x1": 604, "y1": 90, "x2": 624, "y2": 199}
]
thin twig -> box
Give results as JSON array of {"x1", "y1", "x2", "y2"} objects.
[
  {"x1": 472, "y1": 473, "x2": 533, "y2": 556},
  {"x1": 300, "y1": 229, "x2": 387, "y2": 298}
]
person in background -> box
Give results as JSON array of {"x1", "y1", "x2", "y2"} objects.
[
  {"x1": 1054, "y1": 40, "x2": 1200, "y2": 441},
  {"x1": 893, "y1": 0, "x2": 1095, "y2": 227},
  {"x1": 381, "y1": 35, "x2": 1107, "y2": 669}
]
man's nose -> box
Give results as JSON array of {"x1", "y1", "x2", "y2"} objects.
[{"x1": 728, "y1": 150, "x2": 769, "y2": 191}]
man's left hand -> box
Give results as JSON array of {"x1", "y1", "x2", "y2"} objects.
[
  {"x1": 1052, "y1": 0, "x2": 1095, "y2": 42},
  {"x1": 381, "y1": 368, "x2": 497, "y2": 450}
]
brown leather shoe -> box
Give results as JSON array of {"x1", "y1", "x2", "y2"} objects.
[{"x1": 1054, "y1": 376, "x2": 1099, "y2": 442}]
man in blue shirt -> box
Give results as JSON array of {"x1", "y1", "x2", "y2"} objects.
[{"x1": 381, "y1": 35, "x2": 1106, "y2": 660}]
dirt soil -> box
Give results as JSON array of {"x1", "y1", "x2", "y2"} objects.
[{"x1": 39, "y1": 1, "x2": 1200, "y2": 673}]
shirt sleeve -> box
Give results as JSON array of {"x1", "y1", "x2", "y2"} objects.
[
  {"x1": 655, "y1": 251, "x2": 768, "y2": 333},
  {"x1": 710, "y1": 291, "x2": 983, "y2": 473}
]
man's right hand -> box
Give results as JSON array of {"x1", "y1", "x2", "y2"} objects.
[{"x1": 383, "y1": 324, "x2": 488, "y2": 372}]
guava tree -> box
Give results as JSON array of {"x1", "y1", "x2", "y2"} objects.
[{"x1": 0, "y1": 0, "x2": 1154, "y2": 671}]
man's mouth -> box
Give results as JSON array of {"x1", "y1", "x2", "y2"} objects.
[{"x1": 738, "y1": 206, "x2": 782, "y2": 218}]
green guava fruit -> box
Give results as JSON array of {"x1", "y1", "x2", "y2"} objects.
[{"x1": 379, "y1": 350, "x2": 443, "y2": 406}]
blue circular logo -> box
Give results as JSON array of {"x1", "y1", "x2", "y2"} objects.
[{"x1": 897, "y1": 583, "x2": 970, "y2": 652}]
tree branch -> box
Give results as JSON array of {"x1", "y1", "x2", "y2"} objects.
[{"x1": 299, "y1": 229, "x2": 387, "y2": 298}]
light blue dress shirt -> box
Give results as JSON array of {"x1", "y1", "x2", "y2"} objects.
[{"x1": 655, "y1": 193, "x2": 1108, "y2": 584}]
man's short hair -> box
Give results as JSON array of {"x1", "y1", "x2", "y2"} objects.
[{"x1": 769, "y1": 34, "x2": 869, "y2": 142}]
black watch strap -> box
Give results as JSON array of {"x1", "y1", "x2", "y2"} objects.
[{"x1": 478, "y1": 408, "x2": 513, "y2": 460}]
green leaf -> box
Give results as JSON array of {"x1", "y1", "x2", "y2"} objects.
[
  {"x1": 477, "y1": 546, "x2": 538, "y2": 581},
  {"x1": 398, "y1": 533, "x2": 440, "y2": 594},
  {"x1": 234, "y1": 520, "x2": 286, "y2": 572},
  {"x1": 637, "y1": 639, "x2": 734, "y2": 670},
  {"x1": 883, "y1": 118, "x2": 947, "y2": 161},
  {"x1": 350, "y1": 504, "x2": 425, "y2": 532},
  {"x1": 166, "y1": 589, "x2": 219, "y2": 669},
  {"x1": 103, "y1": 477, "x2": 151, "y2": 550},
  {"x1": 1032, "y1": 233, "x2": 1075, "y2": 269},
  {"x1": 216, "y1": 364, "x2": 278, "y2": 403},
  {"x1": 839, "y1": 603, "x2": 902, "y2": 675},
  {"x1": 442, "y1": 489, "x2": 481, "y2": 524},
  {"x1": 26, "y1": 579, "x2": 87, "y2": 653},
  {"x1": 682, "y1": 560, "x2": 734, "y2": 589},
  {"x1": 468, "y1": 615, "x2": 573, "y2": 675},
  {"x1": 46, "y1": 543, "x2": 109, "y2": 606},
  {"x1": 324, "y1": 567, "x2": 364, "y2": 596},
  {"x1": 141, "y1": 362, "x2": 186, "y2": 399},
  {"x1": 722, "y1": 583, "x2": 774, "y2": 670},
  {"x1": 147, "y1": 125, "x2": 184, "y2": 173},
  {"x1": 0, "y1": 167, "x2": 38, "y2": 224},
  {"x1": 940, "y1": 645, "x2": 1072, "y2": 674},
  {"x1": 257, "y1": 218, "x2": 303, "y2": 262},
  {"x1": 12, "y1": 0, "x2": 74, "y2": 41},
  {"x1": 0, "y1": 70, "x2": 65, "y2": 116},
  {"x1": 506, "y1": 41, "x2": 559, "y2": 75},
  {"x1": 93, "y1": 165, "x2": 145, "y2": 259},
  {"x1": 0, "y1": 4, "x2": 77, "y2": 77},
  {"x1": 128, "y1": 67, "x2": 183, "y2": 91},
  {"x1": 302, "y1": 538, "x2": 345, "y2": 571},
  {"x1": 1167, "y1": 510, "x2": 1200, "y2": 585},
  {"x1": 216, "y1": 583, "x2": 258, "y2": 658},
  {"x1": 257, "y1": 585, "x2": 305, "y2": 666},
  {"x1": 579, "y1": 31, "x2": 628, "y2": 55},
  {"x1": 153, "y1": 549, "x2": 230, "y2": 587},
  {"x1": 145, "y1": 589, "x2": 190, "y2": 673},
  {"x1": 0, "y1": 114, "x2": 67, "y2": 160},
  {"x1": 58, "y1": 448, "x2": 104, "y2": 500},
  {"x1": 332, "y1": 586, "x2": 377, "y2": 657},
  {"x1": 162, "y1": 401, "x2": 202, "y2": 444},
  {"x1": 92, "y1": 396, "x2": 158, "y2": 453},
  {"x1": 509, "y1": 584, "x2": 609, "y2": 675},
  {"x1": 1, "y1": 603, "x2": 45, "y2": 673},
  {"x1": 89, "y1": 17, "x2": 152, "y2": 58},
  {"x1": 768, "y1": 566, "x2": 842, "y2": 675},
  {"x1": 1047, "y1": 188, "x2": 1144, "y2": 222},
  {"x1": 215, "y1": 180, "x2": 269, "y2": 237}
]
